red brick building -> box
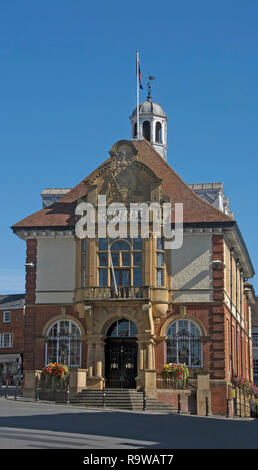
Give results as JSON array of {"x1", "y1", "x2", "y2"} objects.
[
  {"x1": 11, "y1": 98, "x2": 255, "y2": 415},
  {"x1": 0, "y1": 294, "x2": 25, "y2": 384}
]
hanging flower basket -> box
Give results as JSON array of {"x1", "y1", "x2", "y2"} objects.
[
  {"x1": 232, "y1": 376, "x2": 258, "y2": 398},
  {"x1": 41, "y1": 363, "x2": 69, "y2": 390}
]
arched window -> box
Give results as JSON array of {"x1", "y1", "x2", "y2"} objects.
[
  {"x1": 166, "y1": 320, "x2": 202, "y2": 367},
  {"x1": 142, "y1": 121, "x2": 150, "y2": 141},
  {"x1": 106, "y1": 319, "x2": 138, "y2": 338},
  {"x1": 45, "y1": 320, "x2": 81, "y2": 367},
  {"x1": 155, "y1": 122, "x2": 162, "y2": 143},
  {"x1": 133, "y1": 122, "x2": 137, "y2": 138},
  {"x1": 98, "y1": 238, "x2": 142, "y2": 287}
]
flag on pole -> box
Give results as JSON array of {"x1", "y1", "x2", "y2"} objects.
[{"x1": 137, "y1": 53, "x2": 143, "y2": 90}]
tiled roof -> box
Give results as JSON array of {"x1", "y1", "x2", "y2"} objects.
[
  {"x1": 0, "y1": 294, "x2": 25, "y2": 310},
  {"x1": 12, "y1": 139, "x2": 234, "y2": 230}
]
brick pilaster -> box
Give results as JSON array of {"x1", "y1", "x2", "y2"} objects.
[{"x1": 25, "y1": 238, "x2": 37, "y2": 304}]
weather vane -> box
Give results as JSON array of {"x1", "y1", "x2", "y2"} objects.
[{"x1": 147, "y1": 75, "x2": 155, "y2": 101}]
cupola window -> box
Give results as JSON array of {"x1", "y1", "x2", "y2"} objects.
[
  {"x1": 155, "y1": 122, "x2": 162, "y2": 143},
  {"x1": 142, "y1": 121, "x2": 151, "y2": 141}
]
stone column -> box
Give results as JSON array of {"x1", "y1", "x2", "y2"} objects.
[
  {"x1": 137, "y1": 335, "x2": 156, "y2": 395},
  {"x1": 86, "y1": 334, "x2": 105, "y2": 389},
  {"x1": 197, "y1": 372, "x2": 212, "y2": 416}
]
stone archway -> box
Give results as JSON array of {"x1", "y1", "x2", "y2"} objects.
[
  {"x1": 79, "y1": 303, "x2": 156, "y2": 390},
  {"x1": 104, "y1": 319, "x2": 138, "y2": 389}
]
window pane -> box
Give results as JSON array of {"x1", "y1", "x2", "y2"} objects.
[
  {"x1": 167, "y1": 323, "x2": 176, "y2": 337},
  {"x1": 48, "y1": 323, "x2": 58, "y2": 337},
  {"x1": 190, "y1": 339, "x2": 202, "y2": 366},
  {"x1": 133, "y1": 252, "x2": 142, "y2": 266},
  {"x1": 156, "y1": 238, "x2": 164, "y2": 250},
  {"x1": 133, "y1": 268, "x2": 142, "y2": 286},
  {"x1": 117, "y1": 320, "x2": 130, "y2": 337},
  {"x1": 156, "y1": 268, "x2": 164, "y2": 286},
  {"x1": 99, "y1": 269, "x2": 108, "y2": 286},
  {"x1": 107, "y1": 320, "x2": 138, "y2": 337},
  {"x1": 81, "y1": 270, "x2": 86, "y2": 288},
  {"x1": 107, "y1": 321, "x2": 119, "y2": 337},
  {"x1": 98, "y1": 238, "x2": 108, "y2": 250},
  {"x1": 122, "y1": 252, "x2": 131, "y2": 266},
  {"x1": 190, "y1": 322, "x2": 200, "y2": 337},
  {"x1": 71, "y1": 323, "x2": 80, "y2": 337},
  {"x1": 70, "y1": 340, "x2": 81, "y2": 366},
  {"x1": 111, "y1": 240, "x2": 130, "y2": 251},
  {"x1": 110, "y1": 252, "x2": 119, "y2": 266},
  {"x1": 133, "y1": 238, "x2": 142, "y2": 250},
  {"x1": 178, "y1": 320, "x2": 188, "y2": 334},
  {"x1": 81, "y1": 238, "x2": 86, "y2": 252},
  {"x1": 121, "y1": 269, "x2": 130, "y2": 286},
  {"x1": 99, "y1": 253, "x2": 108, "y2": 266},
  {"x1": 60, "y1": 321, "x2": 69, "y2": 336},
  {"x1": 156, "y1": 252, "x2": 164, "y2": 266},
  {"x1": 166, "y1": 338, "x2": 177, "y2": 363}
]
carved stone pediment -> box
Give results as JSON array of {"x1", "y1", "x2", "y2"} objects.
[{"x1": 84, "y1": 140, "x2": 169, "y2": 205}]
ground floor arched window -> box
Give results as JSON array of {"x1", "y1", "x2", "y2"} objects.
[
  {"x1": 45, "y1": 320, "x2": 81, "y2": 367},
  {"x1": 166, "y1": 319, "x2": 202, "y2": 367}
]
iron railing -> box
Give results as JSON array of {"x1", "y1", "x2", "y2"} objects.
[{"x1": 156, "y1": 374, "x2": 189, "y2": 390}]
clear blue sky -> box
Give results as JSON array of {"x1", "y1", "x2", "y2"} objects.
[{"x1": 0, "y1": 0, "x2": 257, "y2": 294}]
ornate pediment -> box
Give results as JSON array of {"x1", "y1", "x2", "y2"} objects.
[{"x1": 84, "y1": 140, "x2": 169, "y2": 205}]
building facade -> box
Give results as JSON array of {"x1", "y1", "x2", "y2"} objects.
[
  {"x1": 11, "y1": 99, "x2": 255, "y2": 415},
  {"x1": 252, "y1": 295, "x2": 258, "y2": 385},
  {"x1": 0, "y1": 294, "x2": 25, "y2": 384}
]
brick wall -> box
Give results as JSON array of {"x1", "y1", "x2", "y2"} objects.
[{"x1": 0, "y1": 308, "x2": 24, "y2": 354}]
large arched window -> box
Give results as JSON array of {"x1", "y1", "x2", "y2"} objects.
[
  {"x1": 142, "y1": 121, "x2": 150, "y2": 141},
  {"x1": 45, "y1": 320, "x2": 81, "y2": 367},
  {"x1": 166, "y1": 320, "x2": 202, "y2": 367}
]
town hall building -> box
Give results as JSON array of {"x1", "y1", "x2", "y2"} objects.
[{"x1": 11, "y1": 93, "x2": 255, "y2": 416}]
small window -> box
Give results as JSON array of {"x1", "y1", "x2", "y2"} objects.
[
  {"x1": 155, "y1": 122, "x2": 162, "y2": 143},
  {"x1": 142, "y1": 121, "x2": 151, "y2": 141},
  {"x1": 133, "y1": 122, "x2": 137, "y2": 138},
  {"x1": 0, "y1": 333, "x2": 13, "y2": 348},
  {"x1": 3, "y1": 312, "x2": 11, "y2": 323},
  {"x1": 156, "y1": 268, "x2": 164, "y2": 286},
  {"x1": 156, "y1": 238, "x2": 165, "y2": 286}
]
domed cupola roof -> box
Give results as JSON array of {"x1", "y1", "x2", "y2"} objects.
[{"x1": 131, "y1": 100, "x2": 167, "y2": 119}]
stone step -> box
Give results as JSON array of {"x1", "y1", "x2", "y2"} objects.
[{"x1": 69, "y1": 388, "x2": 177, "y2": 413}]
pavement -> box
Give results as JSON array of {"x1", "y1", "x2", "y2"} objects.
[{"x1": 0, "y1": 394, "x2": 257, "y2": 450}]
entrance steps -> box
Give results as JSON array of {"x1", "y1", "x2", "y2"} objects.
[{"x1": 69, "y1": 388, "x2": 177, "y2": 413}]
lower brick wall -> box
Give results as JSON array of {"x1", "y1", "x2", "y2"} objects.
[
  {"x1": 210, "y1": 381, "x2": 228, "y2": 415},
  {"x1": 156, "y1": 389, "x2": 194, "y2": 414}
]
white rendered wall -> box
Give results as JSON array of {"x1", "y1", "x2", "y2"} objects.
[
  {"x1": 171, "y1": 234, "x2": 213, "y2": 303},
  {"x1": 36, "y1": 237, "x2": 75, "y2": 304}
]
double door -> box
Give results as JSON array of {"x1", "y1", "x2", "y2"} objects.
[{"x1": 105, "y1": 338, "x2": 137, "y2": 388}]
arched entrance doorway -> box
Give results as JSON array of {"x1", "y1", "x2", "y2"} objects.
[{"x1": 105, "y1": 319, "x2": 138, "y2": 389}]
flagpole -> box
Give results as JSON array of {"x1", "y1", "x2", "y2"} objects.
[
  {"x1": 108, "y1": 245, "x2": 118, "y2": 296},
  {"x1": 136, "y1": 50, "x2": 139, "y2": 139}
]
